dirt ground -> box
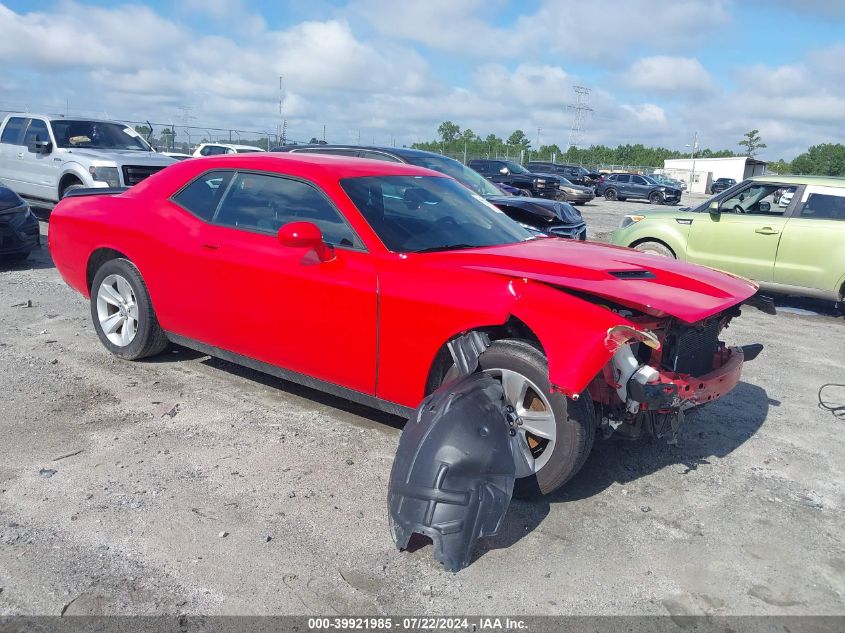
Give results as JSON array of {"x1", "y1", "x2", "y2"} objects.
[{"x1": 0, "y1": 211, "x2": 843, "y2": 617}]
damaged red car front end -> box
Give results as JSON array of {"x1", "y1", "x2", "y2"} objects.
[{"x1": 588, "y1": 305, "x2": 763, "y2": 441}]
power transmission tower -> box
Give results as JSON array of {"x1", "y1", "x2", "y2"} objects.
[{"x1": 567, "y1": 86, "x2": 593, "y2": 150}]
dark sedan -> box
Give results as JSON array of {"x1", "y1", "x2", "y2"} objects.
[
  {"x1": 272, "y1": 145, "x2": 587, "y2": 239},
  {"x1": 533, "y1": 173, "x2": 595, "y2": 204},
  {"x1": 0, "y1": 181, "x2": 40, "y2": 261},
  {"x1": 710, "y1": 177, "x2": 737, "y2": 194}
]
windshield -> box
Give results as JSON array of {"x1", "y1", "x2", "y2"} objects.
[
  {"x1": 340, "y1": 175, "x2": 533, "y2": 253},
  {"x1": 235, "y1": 148, "x2": 263, "y2": 153},
  {"x1": 51, "y1": 120, "x2": 151, "y2": 151},
  {"x1": 641, "y1": 175, "x2": 659, "y2": 185},
  {"x1": 403, "y1": 154, "x2": 502, "y2": 197}
]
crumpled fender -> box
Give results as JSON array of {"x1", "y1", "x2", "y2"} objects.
[
  {"x1": 508, "y1": 279, "x2": 636, "y2": 397},
  {"x1": 388, "y1": 373, "x2": 514, "y2": 572}
]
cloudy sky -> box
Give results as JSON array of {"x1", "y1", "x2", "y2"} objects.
[{"x1": 2, "y1": 0, "x2": 844, "y2": 159}]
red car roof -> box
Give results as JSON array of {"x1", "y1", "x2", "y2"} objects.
[{"x1": 172, "y1": 152, "x2": 446, "y2": 181}]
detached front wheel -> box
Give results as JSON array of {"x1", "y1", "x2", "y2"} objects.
[{"x1": 90, "y1": 258, "x2": 169, "y2": 360}]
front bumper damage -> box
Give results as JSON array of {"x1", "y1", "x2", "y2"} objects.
[{"x1": 595, "y1": 315, "x2": 764, "y2": 442}]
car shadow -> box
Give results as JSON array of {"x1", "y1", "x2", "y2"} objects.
[
  {"x1": 143, "y1": 346, "x2": 406, "y2": 430},
  {"x1": 0, "y1": 243, "x2": 55, "y2": 272},
  {"x1": 139, "y1": 344, "x2": 772, "y2": 569},
  {"x1": 471, "y1": 380, "x2": 774, "y2": 564},
  {"x1": 770, "y1": 294, "x2": 843, "y2": 318}
]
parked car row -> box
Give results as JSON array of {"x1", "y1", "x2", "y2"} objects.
[{"x1": 273, "y1": 145, "x2": 587, "y2": 239}]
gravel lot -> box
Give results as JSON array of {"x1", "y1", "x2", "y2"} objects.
[{"x1": 1, "y1": 208, "x2": 843, "y2": 618}]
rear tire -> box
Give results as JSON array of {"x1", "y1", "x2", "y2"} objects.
[
  {"x1": 634, "y1": 241, "x2": 675, "y2": 258},
  {"x1": 604, "y1": 188, "x2": 618, "y2": 201},
  {"x1": 90, "y1": 258, "x2": 169, "y2": 360}
]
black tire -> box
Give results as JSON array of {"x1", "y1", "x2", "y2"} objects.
[
  {"x1": 604, "y1": 188, "x2": 617, "y2": 201},
  {"x1": 478, "y1": 339, "x2": 595, "y2": 499},
  {"x1": 633, "y1": 241, "x2": 675, "y2": 258},
  {"x1": 61, "y1": 181, "x2": 85, "y2": 198},
  {"x1": 648, "y1": 191, "x2": 663, "y2": 204},
  {"x1": 518, "y1": 188, "x2": 533, "y2": 197},
  {"x1": 89, "y1": 258, "x2": 169, "y2": 360}
]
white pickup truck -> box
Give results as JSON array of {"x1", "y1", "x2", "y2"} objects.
[{"x1": 0, "y1": 114, "x2": 175, "y2": 206}]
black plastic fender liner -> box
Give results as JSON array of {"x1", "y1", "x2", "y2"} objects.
[{"x1": 388, "y1": 373, "x2": 515, "y2": 572}]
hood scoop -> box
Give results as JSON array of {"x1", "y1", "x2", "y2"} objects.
[{"x1": 609, "y1": 270, "x2": 656, "y2": 280}]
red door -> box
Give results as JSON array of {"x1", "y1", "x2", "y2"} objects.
[
  {"x1": 196, "y1": 224, "x2": 378, "y2": 394},
  {"x1": 157, "y1": 170, "x2": 378, "y2": 395}
]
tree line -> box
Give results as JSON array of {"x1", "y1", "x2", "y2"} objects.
[{"x1": 411, "y1": 121, "x2": 845, "y2": 176}]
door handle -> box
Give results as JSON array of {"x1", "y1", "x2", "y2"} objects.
[
  {"x1": 755, "y1": 227, "x2": 779, "y2": 235},
  {"x1": 17, "y1": 152, "x2": 24, "y2": 159},
  {"x1": 201, "y1": 243, "x2": 220, "y2": 250}
]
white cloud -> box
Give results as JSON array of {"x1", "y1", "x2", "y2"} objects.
[
  {"x1": 0, "y1": 2, "x2": 842, "y2": 159},
  {"x1": 624, "y1": 56, "x2": 716, "y2": 96},
  {"x1": 0, "y1": 2, "x2": 183, "y2": 71}
]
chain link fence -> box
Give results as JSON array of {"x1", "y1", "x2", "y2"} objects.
[{"x1": 1, "y1": 107, "x2": 663, "y2": 173}]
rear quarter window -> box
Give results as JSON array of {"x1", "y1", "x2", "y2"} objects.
[
  {"x1": 800, "y1": 193, "x2": 845, "y2": 221},
  {"x1": 171, "y1": 170, "x2": 235, "y2": 221}
]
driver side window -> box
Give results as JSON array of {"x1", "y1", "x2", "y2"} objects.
[{"x1": 721, "y1": 184, "x2": 784, "y2": 216}]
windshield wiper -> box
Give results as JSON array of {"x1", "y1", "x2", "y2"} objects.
[{"x1": 414, "y1": 243, "x2": 477, "y2": 253}]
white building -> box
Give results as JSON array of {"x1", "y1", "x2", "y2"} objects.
[{"x1": 661, "y1": 156, "x2": 768, "y2": 194}]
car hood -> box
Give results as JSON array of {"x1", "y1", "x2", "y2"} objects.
[
  {"x1": 485, "y1": 195, "x2": 584, "y2": 226},
  {"x1": 62, "y1": 149, "x2": 176, "y2": 165},
  {"x1": 430, "y1": 238, "x2": 757, "y2": 323}
]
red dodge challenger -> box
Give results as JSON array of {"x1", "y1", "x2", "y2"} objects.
[{"x1": 49, "y1": 154, "x2": 763, "y2": 497}]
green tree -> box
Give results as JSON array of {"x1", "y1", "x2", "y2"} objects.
[
  {"x1": 738, "y1": 129, "x2": 767, "y2": 157},
  {"x1": 134, "y1": 125, "x2": 151, "y2": 137},
  {"x1": 437, "y1": 121, "x2": 461, "y2": 144},
  {"x1": 767, "y1": 158, "x2": 792, "y2": 175},
  {"x1": 791, "y1": 143, "x2": 845, "y2": 176},
  {"x1": 506, "y1": 130, "x2": 530, "y2": 149}
]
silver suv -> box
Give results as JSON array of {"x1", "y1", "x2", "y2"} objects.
[{"x1": 0, "y1": 114, "x2": 175, "y2": 204}]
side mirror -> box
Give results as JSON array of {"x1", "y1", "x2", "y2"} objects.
[
  {"x1": 278, "y1": 221, "x2": 334, "y2": 262},
  {"x1": 499, "y1": 167, "x2": 510, "y2": 175},
  {"x1": 759, "y1": 201, "x2": 771, "y2": 213},
  {"x1": 27, "y1": 138, "x2": 52, "y2": 154},
  {"x1": 708, "y1": 201, "x2": 720, "y2": 215}
]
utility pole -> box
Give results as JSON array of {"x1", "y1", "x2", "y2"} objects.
[{"x1": 567, "y1": 86, "x2": 593, "y2": 150}]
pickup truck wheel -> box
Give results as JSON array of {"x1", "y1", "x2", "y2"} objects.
[
  {"x1": 518, "y1": 188, "x2": 532, "y2": 197},
  {"x1": 90, "y1": 258, "x2": 169, "y2": 360},
  {"x1": 648, "y1": 191, "x2": 663, "y2": 204},
  {"x1": 634, "y1": 241, "x2": 675, "y2": 258},
  {"x1": 604, "y1": 188, "x2": 618, "y2": 201},
  {"x1": 61, "y1": 182, "x2": 85, "y2": 198}
]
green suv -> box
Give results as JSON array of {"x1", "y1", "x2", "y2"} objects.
[{"x1": 611, "y1": 175, "x2": 845, "y2": 302}]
